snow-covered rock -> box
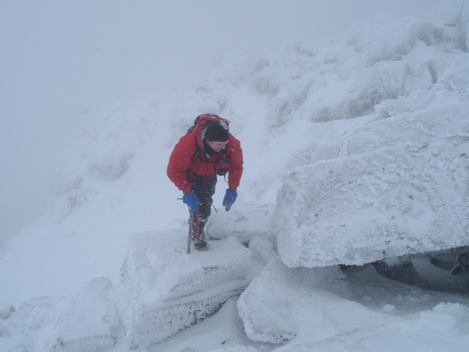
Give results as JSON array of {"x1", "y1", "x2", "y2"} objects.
[
  {"x1": 275, "y1": 93, "x2": 469, "y2": 267},
  {"x1": 237, "y1": 258, "x2": 367, "y2": 344},
  {"x1": 206, "y1": 201, "x2": 275, "y2": 244},
  {"x1": 33, "y1": 277, "x2": 120, "y2": 352},
  {"x1": 272, "y1": 20, "x2": 469, "y2": 269},
  {"x1": 122, "y1": 231, "x2": 256, "y2": 348},
  {"x1": 0, "y1": 297, "x2": 67, "y2": 352}
]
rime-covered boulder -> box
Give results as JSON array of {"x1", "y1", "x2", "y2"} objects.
[
  {"x1": 122, "y1": 230, "x2": 262, "y2": 348},
  {"x1": 237, "y1": 258, "x2": 363, "y2": 344},
  {"x1": 275, "y1": 91, "x2": 469, "y2": 268}
]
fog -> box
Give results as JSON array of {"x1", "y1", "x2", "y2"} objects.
[{"x1": 0, "y1": 0, "x2": 439, "y2": 242}]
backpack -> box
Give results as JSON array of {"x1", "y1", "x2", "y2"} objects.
[{"x1": 186, "y1": 114, "x2": 228, "y2": 134}]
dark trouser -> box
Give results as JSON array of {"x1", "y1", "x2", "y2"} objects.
[{"x1": 191, "y1": 177, "x2": 217, "y2": 239}]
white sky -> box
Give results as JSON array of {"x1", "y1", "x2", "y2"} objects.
[{"x1": 0, "y1": 0, "x2": 439, "y2": 241}]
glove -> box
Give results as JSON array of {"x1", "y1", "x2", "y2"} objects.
[
  {"x1": 222, "y1": 189, "x2": 237, "y2": 211},
  {"x1": 183, "y1": 191, "x2": 199, "y2": 213}
]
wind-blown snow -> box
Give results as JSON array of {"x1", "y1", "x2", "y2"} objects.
[{"x1": 1, "y1": 2, "x2": 469, "y2": 351}]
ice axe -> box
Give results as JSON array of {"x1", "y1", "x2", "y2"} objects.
[
  {"x1": 178, "y1": 196, "x2": 194, "y2": 254},
  {"x1": 187, "y1": 211, "x2": 194, "y2": 254}
]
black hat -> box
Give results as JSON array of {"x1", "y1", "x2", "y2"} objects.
[{"x1": 205, "y1": 120, "x2": 229, "y2": 141}]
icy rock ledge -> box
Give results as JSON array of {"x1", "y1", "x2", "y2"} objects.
[
  {"x1": 275, "y1": 101, "x2": 469, "y2": 268},
  {"x1": 122, "y1": 231, "x2": 255, "y2": 348}
]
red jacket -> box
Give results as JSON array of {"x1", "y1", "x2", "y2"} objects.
[{"x1": 167, "y1": 115, "x2": 244, "y2": 192}]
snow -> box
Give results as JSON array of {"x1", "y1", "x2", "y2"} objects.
[
  {"x1": 275, "y1": 99, "x2": 469, "y2": 267},
  {"x1": 121, "y1": 231, "x2": 255, "y2": 347},
  {"x1": 33, "y1": 277, "x2": 120, "y2": 352},
  {"x1": 238, "y1": 258, "x2": 353, "y2": 344},
  {"x1": 2, "y1": 1, "x2": 469, "y2": 351}
]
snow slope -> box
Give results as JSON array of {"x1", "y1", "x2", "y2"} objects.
[{"x1": 1, "y1": 2, "x2": 469, "y2": 351}]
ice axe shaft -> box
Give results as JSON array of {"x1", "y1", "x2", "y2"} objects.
[{"x1": 187, "y1": 212, "x2": 193, "y2": 254}]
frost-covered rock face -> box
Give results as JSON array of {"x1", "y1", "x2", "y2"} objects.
[
  {"x1": 270, "y1": 12, "x2": 469, "y2": 269},
  {"x1": 275, "y1": 81, "x2": 469, "y2": 267},
  {"x1": 122, "y1": 231, "x2": 258, "y2": 348}
]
